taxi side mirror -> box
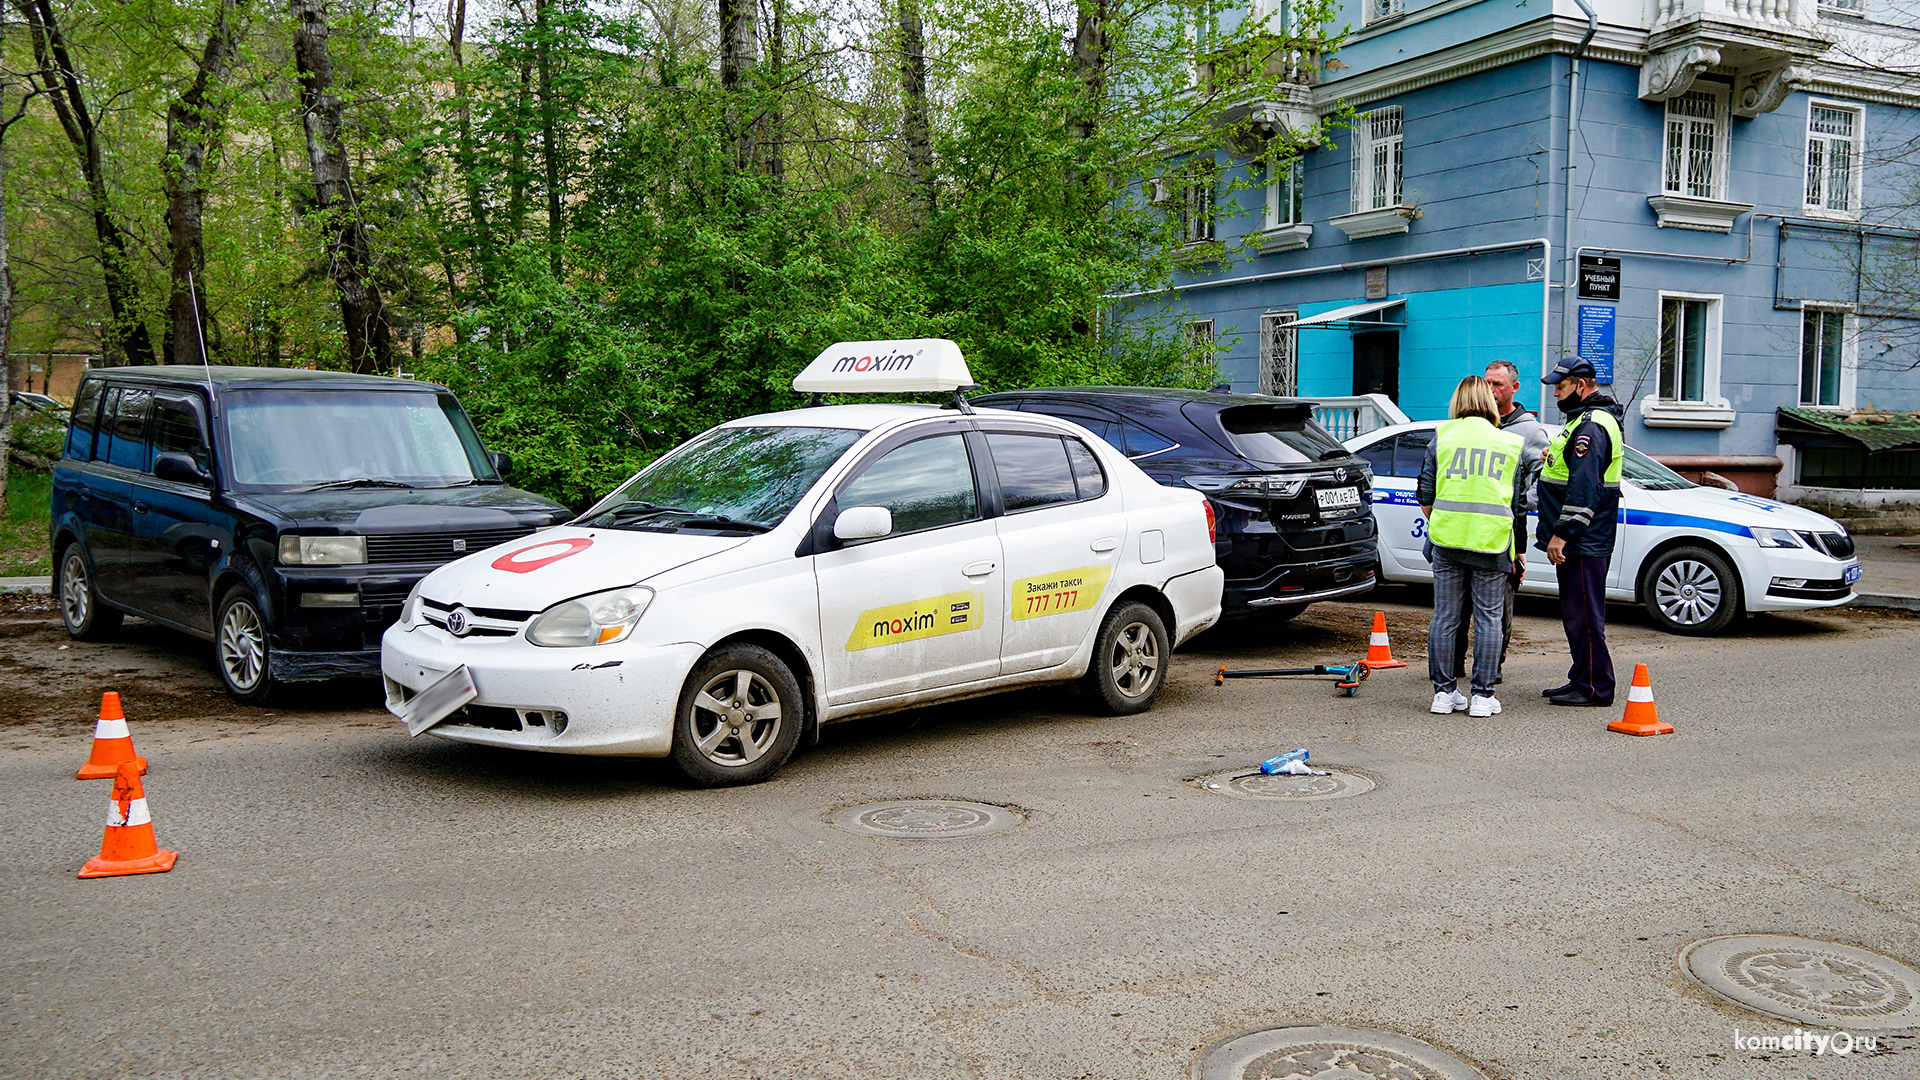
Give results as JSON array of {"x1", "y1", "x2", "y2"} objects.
[{"x1": 833, "y1": 506, "x2": 892, "y2": 541}]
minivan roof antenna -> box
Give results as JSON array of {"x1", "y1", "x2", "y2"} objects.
[{"x1": 188, "y1": 270, "x2": 218, "y2": 415}]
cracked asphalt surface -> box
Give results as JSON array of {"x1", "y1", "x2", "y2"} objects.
[{"x1": 3, "y1": 592, "x2": 1917, "y2": 1078}]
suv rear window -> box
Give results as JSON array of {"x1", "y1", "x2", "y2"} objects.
[{"x1": 1207, "y1": 403, "x2": 1347, "y2": 466}]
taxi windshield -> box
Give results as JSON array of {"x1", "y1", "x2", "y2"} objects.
[{"x1": 583, "y1": 424, "x2": 862, "y2": 532}]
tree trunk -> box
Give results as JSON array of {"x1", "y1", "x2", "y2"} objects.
[
  {"x1": 1067, "y1": 0, "x2": 1109, "y2": 199},
  {"x1": 898, "y1": 0, "x2": 933, "y2": 217},
  {"x1": 718, "y1": 0, "x2": 758, "y2": 171},
  {"x1": 165, "y1": 0, "x2": 248, "y2": 366},
  {"x1": 536, "y1": 0, "x2": 563, "y2": 278},
  {"x1": 289, "y1": 0, "x2": 390, "y2": 375},
  {"x1": 0, "y1": 150, "x2": 14, "y2": 504},
  {"x1": 15, "y1": 0, "x2": 157, "y2": 366}
]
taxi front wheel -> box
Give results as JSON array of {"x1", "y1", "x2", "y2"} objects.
[
  {"x1": 670, "y1": 644, "x2": 805, "y2": 786},
  {"x1": 1081, "y1": 601, "x2": 1170, "y2": 715}
]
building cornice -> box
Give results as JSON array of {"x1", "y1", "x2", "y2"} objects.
[{"x1": 1315, "y1": 12, "x2": 1920, "y2": 111}]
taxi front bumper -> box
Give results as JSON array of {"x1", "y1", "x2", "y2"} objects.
[{"x1": 380, "y1": 622, "x2": 703, "y2": 756}]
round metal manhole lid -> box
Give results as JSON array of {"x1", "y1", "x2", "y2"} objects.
[
  {"x1": 1194, "y1": 1025, "x2": 1489, "y2": 1080},
  {"x1": 828, "y1": 800, "x2": 1023, "y2": 839},
  {"x1": 1681, "y1": 935, "x2": 1920, "y2": 1030},
  {"x1": 1197, "y1": 766, "x2": 1376, "y2": 802}
]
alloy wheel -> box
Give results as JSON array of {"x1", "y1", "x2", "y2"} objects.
[
  {"x1": 220, "y1": 598, "x2": 267, "y2": 691},
  {"x1": 60, "y1": 551, "x2": 91, "y2": 630},
  {"x1": 1108, "y1": 621, "x2": 1162, "y2": 699},
  {"x1": 688, "y1": 669, "x2": 783, "y2": 767}
]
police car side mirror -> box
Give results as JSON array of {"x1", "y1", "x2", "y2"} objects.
[{"x1": 834, "y1": 506, "x2": 892, "y2": 541}]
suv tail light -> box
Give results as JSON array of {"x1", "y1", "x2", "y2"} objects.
[
  {"x1": 1183, "y1": 474, "x2": 1308, "y2": 499},
  {"x1": 1203, "y1": 500, "x2": 1216, "y2": 544}
]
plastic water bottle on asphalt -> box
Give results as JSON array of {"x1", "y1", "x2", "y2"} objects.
[{"x1": 1259, "y1": 748, "x2": 1310, "y2": 775}]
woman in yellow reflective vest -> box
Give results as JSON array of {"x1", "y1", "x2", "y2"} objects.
[{"x1": 1417, "y1": 377, "x2": 1529, "y2": 718}]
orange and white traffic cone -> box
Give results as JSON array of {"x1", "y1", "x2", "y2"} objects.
[
  {"x1": 1361, "y1": 611, "x2": 1406, "y2": 669},
  {"x1": 76, "y1": 692, "x2": 147, "y2": 780},
  {"x1": 1607, "y1": 663, "x2": 1674, "y2": 737},
  {"x1": 78, "y1": 758, "x2": 177, "y2": 879}
]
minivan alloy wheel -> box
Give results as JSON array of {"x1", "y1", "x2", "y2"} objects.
[
  {"x1": 60, "y1": 550, "x2": 91, "y2": 629},
  {"x1": 219, "y1": 597, "x2": 267, "y2": 691}
]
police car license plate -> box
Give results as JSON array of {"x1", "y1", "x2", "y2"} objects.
[
  {"x1": 1845, "y1": 564, "x2": 1862, "y2": 585},
  {"x1": 1316, "y1": 486, "x2": 1361, "y2": 510},
  {"x1": 402, "y1": 665, "x2": 478, "y2": 736}
]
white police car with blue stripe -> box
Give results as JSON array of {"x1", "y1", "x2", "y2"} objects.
[{"x1": 1346, "y1": 421, "x2": 1863, "y2": 635}]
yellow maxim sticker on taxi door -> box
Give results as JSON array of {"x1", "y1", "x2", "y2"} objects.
[
  {"x1": 846, "y1": 590, "x2": 985, "y2": 651},
  {"x1": 1012, "y1": 565, "x2": 1112, "y2": 621}
]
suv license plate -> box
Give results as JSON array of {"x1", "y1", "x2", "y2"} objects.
[
  {"x1": 402, "y1": 665, "x2": 479, "y2": 736},
  {"x1": 1316, "y1": 486, "x2": 1361, "y2": 510},
  {"x1": 1845, "y1": 564, "x2": 1862, "y2": 585}
]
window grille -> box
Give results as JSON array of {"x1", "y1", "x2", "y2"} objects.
[
  {"x1": 1805, "y1": 104, "x2": 1862, "y2": 214},
  {"x1": 1663, "y1": 90, "x2": 1723, "y2": 199},
  {"x1": 1349, "y1": 107, "x2": 1403, "y2": 212},
  {"x1": 1259, "y1": 312, "x2": 1298, "y2": 395}
]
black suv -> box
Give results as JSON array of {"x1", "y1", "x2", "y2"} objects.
[
  {"x1": 971, "y1": 388, "x2": 1377, "y2": 617},
  {"x1": 50, "y1": 367, "x2": 567, "y2": 701}
]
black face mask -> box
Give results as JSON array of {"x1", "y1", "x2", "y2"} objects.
[{"x1": 1554, "y1": 388, "x2": 1582, "y2": 417}]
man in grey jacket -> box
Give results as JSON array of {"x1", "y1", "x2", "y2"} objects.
[{"x1": 1450, "y1": 361, "x2": 1552, "y2": 679}]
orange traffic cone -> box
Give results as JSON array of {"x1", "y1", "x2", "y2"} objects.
[
  {"x1": 78, "y1": 758, "x2": 177, "y2": 879},
  {"x1": 1607, "y1": 664, "x2": 1674, "y2": 737},
  {"x1": 76, "y1": 692, "x2": 147, "y2": 780},
  {"x1": 1361, "y1": 611, "x2": 1406, "y2": 669}
]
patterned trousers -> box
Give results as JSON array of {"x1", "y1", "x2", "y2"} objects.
[{"x1": 1428, "y1": 548, "x2": 1509, "y2": 695}]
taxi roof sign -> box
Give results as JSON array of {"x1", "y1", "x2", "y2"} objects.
[{"x1": 793, "y1": 338, "x2": 973, "y2": 395}]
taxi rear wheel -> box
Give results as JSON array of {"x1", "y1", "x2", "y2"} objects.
[
  {"x1": 670, "y1": 644, "x2": 804, "y2": 786},
  {"x1": 1641, "y1": 544, "x2": 1741, "y2": 636},
  {"x1": 1080, "y1": 601, "x2": 1170, "y2": 715}
]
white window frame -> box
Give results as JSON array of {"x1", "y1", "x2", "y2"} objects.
[
  {"x1": 1265, "y1": 158, "x2": 1304, "y2": 230},
  {"x1": 1259, "y1": 311, "x2": 1298, "y2": 395},
  {"x1": 1180, "y1": 159, "x2": 1217, "y2": 244},
  {"x1": 1349, "y1": 106, "x2": 1404, "y2": 213},
  {"x1": 1662, "y1": 86, "x2": 1729, "y2": 200},
  {"x1": 1640, "y1": 289, "x2": 1735, "y2": 428},
  {"x1": 1817, "y1": 0, "x2": 1864, "y2": 15},
  {"x1": 1187, "y1": 319, "x2": 1216, "y2": 348},
  {"x1": 1366, "y1": 0, "x2": 1404, "y2": 24},
  {"x1": 1804, "y1": 100, "x2": 1864, "y2": 219},
  {"x1": 1799, "y1": 303, "x2": 1858, "y2": 409}
]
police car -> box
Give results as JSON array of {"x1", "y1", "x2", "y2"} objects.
[
  {"x1": 381, "y1": 340, "x2": 1224, "y2": 784},
  {"x1": 1347, "y1": 420, "x2": 1863, "y2": 635}
]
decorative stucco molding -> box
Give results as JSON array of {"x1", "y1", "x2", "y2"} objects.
[
  {"x1": 1328, "y1": 206, "x2": 1416, "y2": 240},
  {"x1": 1254, "y1": 223, "x2": 1314, "y2": 253},
  {"x1": 1647, "y1": 194, "x2": 1755, "y2": 231},
  {"x1": 1640, "y1": 395, "x2": 1737, "y2": 428},
  {"x1": 1731, "y1": 61, "x2": 1812, "y2": 115},
  {"x1": 1639, "y1": 42, "x2": 1723, "y2": 100}
]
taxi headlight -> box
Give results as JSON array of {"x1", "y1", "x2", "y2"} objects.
[
  {"x1": 1751, "y1": 528, "x2": 1803, "y2": 549},
  {"x1": 526, "y1": 586, "x2": 654, "y2": 647},
  {"x1": 278, "y1": 535, "x2": 368, "y2": 565},
  {"x1": 399, "y1": 581, "x2": 425, "y2": 627}
]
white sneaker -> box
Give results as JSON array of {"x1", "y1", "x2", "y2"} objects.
[
  {"x1": 1431, "y1": 690, "x2": 1468, "y2": 714},
  {"x1": 1469, "y1": 694, "x2": 1502, "y2": 717}
]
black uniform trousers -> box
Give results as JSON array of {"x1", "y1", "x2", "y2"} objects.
[{"x1": 1555, "y1": 553, "x2": 1614, "y2": 700}]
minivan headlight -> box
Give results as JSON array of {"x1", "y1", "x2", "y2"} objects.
[
  {"x1": 526, "y1": 586, "x2": 654, "y2": 647},
  {"x1": 279, "y1": 535, "x2": 368, "y2": 565},
  {"x1": 1751, "y1": 528, "x2": 1803, "y2": 549}
]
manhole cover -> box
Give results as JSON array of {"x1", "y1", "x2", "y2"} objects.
[
  {"x1": 828, "y1": 800, "x2": 1022, "y2": 839},
  {"x1": 1194, "y1": 1025, "x2": 1488, "y2": 1080},
  {"x1": 1197, "y1": 766, "x2": 1375, "y2": 802},
  {"x1": 1681, "y1": 935, "x2": 1920, "y2": 1030}
]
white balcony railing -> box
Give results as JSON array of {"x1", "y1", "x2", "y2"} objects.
[
  {"x1": 1310, "y1": 393, "x2": 1411, "y2": 441},
  {"x1": 1651, "y1": 0, "x2": 1816, "y2": 33}
]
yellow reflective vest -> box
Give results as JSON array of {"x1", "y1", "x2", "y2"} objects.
[{"x1": 1430, "y1": 417, "x2": 1525, "y2": 558}]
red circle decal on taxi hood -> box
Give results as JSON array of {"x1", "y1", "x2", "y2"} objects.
[{"x1": 491, "y1": 537, "x2": 594, "y2": 573}]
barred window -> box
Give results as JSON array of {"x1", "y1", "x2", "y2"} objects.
[
  {"x1": 1662, "y1": 89, "x2": 1725, "y2": 199},
  {"x1": 1259, "y1": 312, "x2": 1298, "y2": 396},
  {"x1": 1180, "y1": 159, "x2": 1217, "y2": 243},
  {"x1": 1805, "y1": 103, "x2": 1863, "y2": 215},
  {"x1": 1349, "y1": 107, "x2": 1403, "y2": 213}
]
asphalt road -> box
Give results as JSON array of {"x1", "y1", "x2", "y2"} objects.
[{"x1": 3, "y1": 593, "x2": 1917, "y2": 1079}]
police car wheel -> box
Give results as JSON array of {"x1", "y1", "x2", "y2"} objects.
[
  {"x1": 1641, "y1": 544, "x2": 1741, "y2": 636},
  {"x1": 670, "y1": 644, "x2": 804, "y2": 786},
  {"x1": 57, "y1": 543, "x2": 122, "y2": 641},
  {"x1": 1081, "y1": 601, "x2": 1170, "y2": 716}
]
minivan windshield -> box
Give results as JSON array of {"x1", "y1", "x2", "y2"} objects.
[
  {"x1": 1622, "y1": 446, "x2": 1694, "y2": 490},
  {"x1": 223, "y1": 389, "x2": 498, "y2": 491},
  {"x1": 581, "y1": 425, "x2": 863, "y2": 532}
]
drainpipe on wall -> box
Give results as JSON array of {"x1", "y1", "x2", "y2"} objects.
[{"x1": 1559, "y1": 0, "x2": 1598, "y2": 375}]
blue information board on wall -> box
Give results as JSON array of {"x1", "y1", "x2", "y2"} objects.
[{"x1": 1577, "y1": 305, "x2": 1616, "y2": 384}]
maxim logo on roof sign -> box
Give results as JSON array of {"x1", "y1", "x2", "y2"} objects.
[{"x1": 831, "y1": 349, "x2": 920, "y2": 373}]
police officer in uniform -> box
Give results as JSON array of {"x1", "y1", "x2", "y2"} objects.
[
  {"x1": 1419, "y1": 376, "x2": 1527, "y2": 718},
  {"x1": 1537, "y1": 357, "x2": 1626, "y2": 706}
]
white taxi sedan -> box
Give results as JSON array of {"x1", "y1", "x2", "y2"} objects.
[
  {"x1": 1346, "y1": 421, "x2": 1863, "y2": 635},
  {"x1": 382, "y1": 339, "x2": 1223, "y2": 785}
]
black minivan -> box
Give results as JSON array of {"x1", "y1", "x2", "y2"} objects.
[
  {"x1": 971, "y1": 388, "x2": 1378, "y2": 618},
  {"x1": 50, "y1": 367, "x2": 567, "y2": 702}
]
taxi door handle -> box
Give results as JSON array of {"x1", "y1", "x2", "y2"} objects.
[
  {"x1": 1090, "y1": 537, "x2": 1120, "y2": 553},
  {"x1": 962, "y1": 560, "x2": 997, "y2": 577}
]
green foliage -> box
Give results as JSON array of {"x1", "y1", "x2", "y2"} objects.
[{"x1": 1, "y1": 469, "x2": 52, "y2": 577}]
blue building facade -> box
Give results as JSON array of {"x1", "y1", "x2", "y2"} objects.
[{"x1": 1122, "y1": 0, "x2": 1920, "y2": 501}]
